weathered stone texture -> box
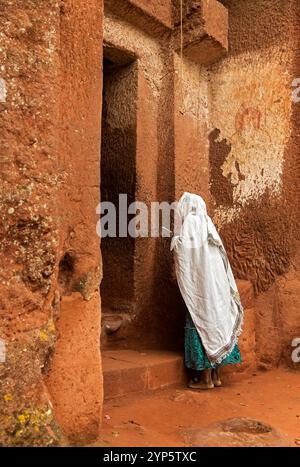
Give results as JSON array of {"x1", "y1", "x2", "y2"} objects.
[
  {"x1": 129, "y1": 0, "x2": 173, "y2": 27},
  {"x1": 255, "y1": 256, "x2": 300, "y2": 370},
  {"x1": 0, "y1": 0, "x2": 62, "y2": 446},
  {"x1": 173, "y1": 0, "x2": 228, "y2": 65},
  {"x1": 209, "y1": 0, "x2": 300, "y2": 296},
  {"x1": 1, "y1": 0, "x2": 300, "y2": 447},
  {"x1": 46, "y1": 0, "x2": 104, "y2": 443},
  {"x1": 105, "y1": 0, "x2": 173, "y2": 36},
  {"x1": 184, "y1": 417, "x2": 292, "y2": 447},
  {"x1": 208, "y1": 0, "x2": 300, "y2": 369},
  {"x1": 0, "y1": 0, "x2": 103, "y2": 446},
  {"x1": 46, "y1": 294, "x2": 102, "y2": 444}
]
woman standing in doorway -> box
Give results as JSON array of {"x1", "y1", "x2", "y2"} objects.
[{"x1": 171, "y1": 193, "x2": 243, "y2": 389}]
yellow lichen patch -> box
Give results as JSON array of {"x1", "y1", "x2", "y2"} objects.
[
  {"x1": 17, "y1": 412, "x2": 30, "y2": 426},
  {"x1": 11, "y1": 405, "x2": 54, "y2": 443},
  {"x1": 38, "y1": 330, "x2": 48, "y2": 342},
  {"x1": 3, "y1": 393, "x2": 13, "y2": 402},
  {"x1": 47, "y1": 319, "x2": 55, "y2": 333}
]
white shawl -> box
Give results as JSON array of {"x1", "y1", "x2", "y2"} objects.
[{"x1": 171, "y1": 193, "x2": 243, "y2": 365}]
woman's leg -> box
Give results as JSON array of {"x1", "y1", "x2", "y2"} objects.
[
  {"x1": 212, "y1": 366, "x2": 222, "y2": 387},
  {"x1": 189, "y1": 369, "x2": 199, "y2": 383}
]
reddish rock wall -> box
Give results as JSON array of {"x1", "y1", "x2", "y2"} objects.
[
  {"x1": 1, "y1": 0, "x2": 299, "y2": 447},
  {"x1": 209, "y1": 0, "x2": 300, "y2": 368},
  {"x1": 101, "y1": 0, "x2": 300, "y2": 367},
  {"x1": 255, "y1": 253, "x2": 300, "y2": 370},
  {"x1": 0, "y1": 0, "x2": 62, "y2": 446},
  {"x1": 129, "y1": 0, "x2": 173, "y2": 27},
  {"x1": 173, "y1": 0, "x2": 228, "y2": 65},
  {"x1": 105, "y1": 0, "x2": 173, "y2": 35},
  {"x1": 46, "y1": 0, "x2": 104, "y2": 443},
  {"x1": 174, "y1": 56, "x2": 210, "y2": 205},
  {"x1": 210, "y1": 0, "x2": 300, "y2": 294},
  {"x1": 0, "y1": 0, "x2": 103, "y2": 446},
  {"x1": 101, "y1": 1, "x2": 230, "y2": 353},
  {"x1": 101, "y1": 10, "x2": 179, "y2": 350},
  {"x1": 45, "y1": 294, "x2": 102, "y2": 444}
]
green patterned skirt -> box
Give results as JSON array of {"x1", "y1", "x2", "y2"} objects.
[{"x1": 185, "y1": 312, "x2": 241, "y2": 371}]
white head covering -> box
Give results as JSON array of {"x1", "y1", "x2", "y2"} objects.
[
  {"x1": 172, "y1": 192, "x2": 243, "y2": 365},
  {"x1": 172, "y1": 192, "x2": 214, "y2": 250},
  {"x1": 178, "y1": 192, "x2": 207, "y2": 217}
]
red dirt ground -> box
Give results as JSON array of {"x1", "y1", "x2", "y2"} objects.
[{"x1": 92, "y1": 368, "x2": 300, "y2": 447}]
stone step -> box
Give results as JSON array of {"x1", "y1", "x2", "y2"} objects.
[
  {"x1": 102, "y1": 350, "x2": 185, "y2": 400},
  {"x1": 102, "y1": 281, "x2": 255, "y2": 399}
]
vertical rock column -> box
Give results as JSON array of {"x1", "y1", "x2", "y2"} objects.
[
  {"x1": 45, "y1": 1, "x2": 104, "y2": 444},
  {"x1": 0, "y1": 1, "x2": 63, "y2": 446},
  {"x1": 0, "y1": 0, "x2": 104, "y2": 446}
]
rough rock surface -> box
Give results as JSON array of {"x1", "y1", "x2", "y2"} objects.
[
  {"x1": 1, "y1": 0, "x2": 300, "y2": 447},
  {"x1": 0, "y1": 0, "x2": 103, "y2": 446},
  {"x1": 255, "y1": 257, "x2": 300, "y2": 370},
  {"x1": 183, "y1": 417, "x2": 292, "y2": 447}
]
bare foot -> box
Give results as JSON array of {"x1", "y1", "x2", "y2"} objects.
[
  {"x1": 188, "y1": 369, "x2": 215, "y2": 390},
  {"x1": 212, "y1": 368, "x2": 222, "y2": 387},
  {"x1": 188, "y1": 380, "x2": 214, "y2": 390}
]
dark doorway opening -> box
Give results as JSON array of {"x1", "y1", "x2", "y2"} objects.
[{"x1": 100, "y1": 46, "x2": 138, "y2": 349}]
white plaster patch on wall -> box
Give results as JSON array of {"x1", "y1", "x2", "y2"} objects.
[
  {"x1": 209, "y1": 46, "x2": 293, "y2": 206},
  {"x1": 213, "y1": 205, "x2": 241, "y2": 229},
  {"x1": 0, "y1": 78, "x2": 7, "y2": 102}
]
